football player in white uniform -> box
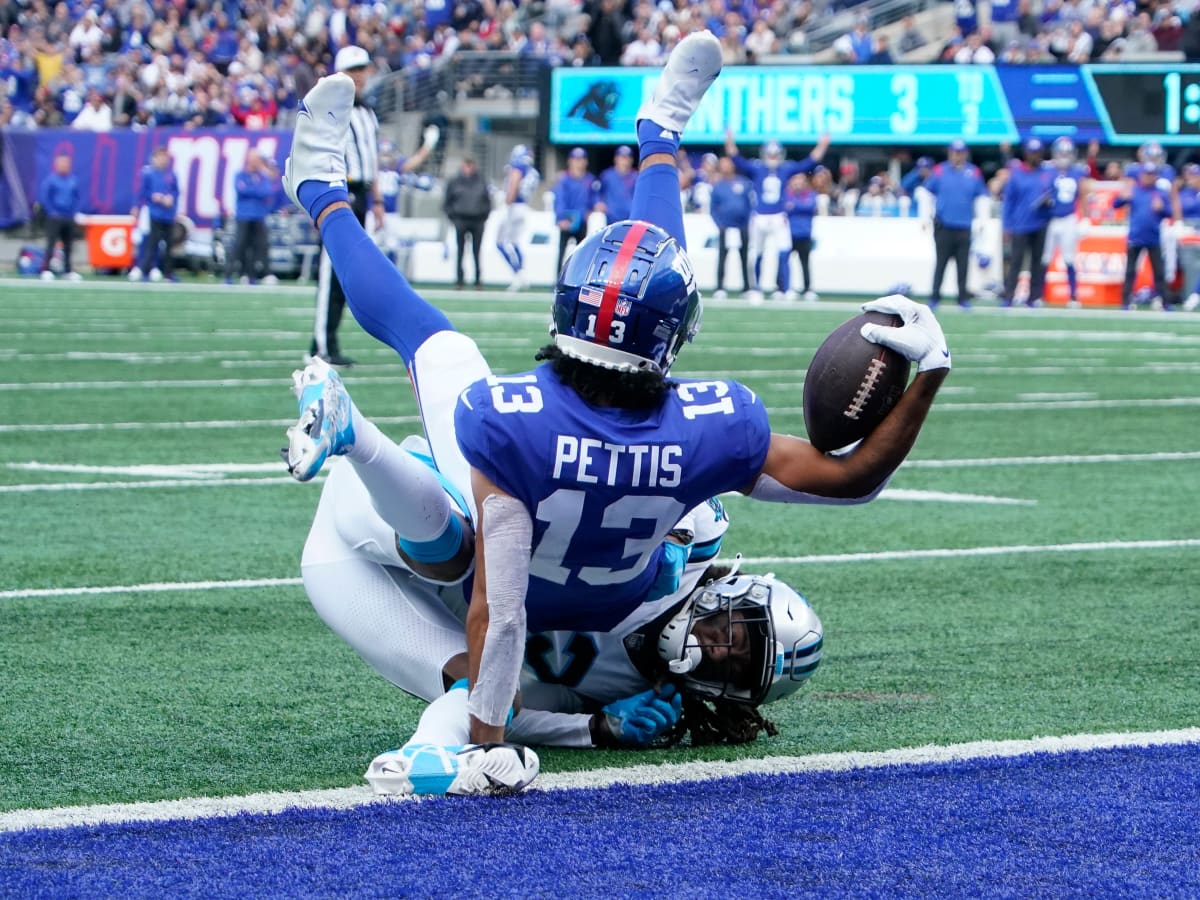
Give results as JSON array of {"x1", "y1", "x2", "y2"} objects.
[{"x1": 291, "y1": 371, "x2": 823, "y2": 797}]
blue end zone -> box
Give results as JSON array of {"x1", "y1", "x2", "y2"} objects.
[{"x1": 3, "y1": 742, "x2": 1198, "y2": 896}]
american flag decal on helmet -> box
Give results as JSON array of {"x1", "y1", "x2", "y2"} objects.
[{"x1": 579, "y1": 285, "x2": 603, "y2": 307}]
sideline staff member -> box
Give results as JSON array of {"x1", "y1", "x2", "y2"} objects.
[
  {"x1": 310, "y1": 45, "x2": 382, "y2": 367},
  {"x1": 921, "y1": 138, "x2": 989, "y2": 308}
]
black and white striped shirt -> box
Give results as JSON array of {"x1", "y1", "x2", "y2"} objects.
[{"x1": 344, "y1": 101, "x2": 380, "y2": 186}]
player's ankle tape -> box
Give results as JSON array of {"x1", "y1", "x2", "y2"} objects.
[
  {"x1": 297, "y1": 181, "x2": 351, "y2": 221},
  {"x1": 636, "y1": 119, "x2": 680, "y2": 159},
  {"x1": 397, "y1": 514, "x2": 464, "y2": 563}
]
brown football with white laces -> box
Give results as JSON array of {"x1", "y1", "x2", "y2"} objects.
[{"x1": 802, "y1": 312, "x2": 911, "y2": 452}]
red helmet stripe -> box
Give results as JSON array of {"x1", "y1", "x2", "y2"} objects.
[{"x1": 594, "y1": 222, "x2": 648, "y2": 345}]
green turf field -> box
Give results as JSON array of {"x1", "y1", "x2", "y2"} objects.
[{"x1": 2, "y1": 279, "x2": 1198, "y2": 814}]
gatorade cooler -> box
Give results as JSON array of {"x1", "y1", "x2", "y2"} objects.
[{"x1": 81, "y1": 215, "x2": 136, "y2": 270}]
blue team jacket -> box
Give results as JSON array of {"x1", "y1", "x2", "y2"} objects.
[
  {"x1": 709, "y1": 176, "x2": 753, "y2": 229},
  {"x1": 1113, "y1": 185, "x2": 1171, "y2": 247},
  {"x1": 1002, "y1": 161, "x2": 1054, "y2": 235},
  {"x1": 924, "y1": 162, "x2": 988, "y2": 229},
  {"x1": 553, "y1": 174, "x2": 596, "y2": 231},
  {"x1": 140, "y1": 166, "x2": 179, "y2": 222},
  {"x1": 39, "y1": 172, "x2": 81, "y2": 219},
  {"x1": 234, "y1": 171, "x2": 277, "y2": 222},
  {"x1": 785, "y1": 189, "x2": 818, "y2": 239}
]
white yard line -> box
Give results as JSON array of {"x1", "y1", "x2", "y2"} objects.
[
  {"x1": 4, "y1": 538, "x2": 1197, "y2": 601},
  {"x1": 736, "y1": 538, "x2": 1200, "y2": 566},
  {"x1": 1, "y1": 727, "x2": 1196, "y2": 833},
  {"x1": 0, "y1": 415, "x2": 419, "y2": 433},
  {"x1": 0, "y1": 376, "x2": 409, "y2": 391}
]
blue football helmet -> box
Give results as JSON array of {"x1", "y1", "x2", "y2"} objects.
[
  {"x1": 510, "y1": 143, "x2": 532, "y2": 166},
  {"x1": 763, "y1": 140, "x2": 784, "y2": 166},
  {"x1": 551, "y1": 220, "x2": 701, "y2": 374},
  {"x1": 658, "y1": 573, "x2": 823, "y2": 706},
  {"x1": 1138, "y1": 141, "x2": 1165, "y2": 166},
  {"x1": 1052, "y1": 136, "x2": 1075, "y2": 167}
]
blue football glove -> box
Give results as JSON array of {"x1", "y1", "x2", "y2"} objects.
[{"x1": 599, "y1": 686, "x2": 683, "y2": 748}]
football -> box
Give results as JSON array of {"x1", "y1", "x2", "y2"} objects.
[{"x1": 802, "y1": 312, "x2": 911, "y2": 452}]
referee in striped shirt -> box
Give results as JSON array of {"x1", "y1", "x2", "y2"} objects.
[{"x1": 309, "y1": 45, "x2": 383, "y2": 367}]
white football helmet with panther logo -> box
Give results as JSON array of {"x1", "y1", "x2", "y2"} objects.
[{"x1": 657, "y1": 572, "x2": 823, "y2": 706}]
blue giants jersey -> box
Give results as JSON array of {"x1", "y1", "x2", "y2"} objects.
[
  {"x1": 455, "y1": 363, "x2": 771, "y2": 633},
  {"x1": 733, "y1": 155, "x2": 817, "y2": 215},
  {"x1": 507, "y1": 161, "x2": 541, "y2": 205},
  {"x1": 1046, "y1": 164, "x2": 1088, "y2": 219}
]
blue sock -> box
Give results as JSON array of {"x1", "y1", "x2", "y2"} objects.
[
  {"x1": 513, "y1": 245, "x2": 524, "y2": 271},
  {"x1": 497, "y1": 244, "x2": 514, "y2": 272},
  {"x1": 1066, "y1": 264, "x2": 1077, "y2": 298},
  {"x1": 297, "y1": 180, "x2": 350, "y2": 221},
  {"x1": 317, "y1": 207, "x2": 453, "y2": 367},
  {"x1": 777, "y1": 251, "x2": 791, "y2": 292},
  {"x1": 630, "y1": 162, "x2": 686, "y2": 249},
  {"x1": 636, "y1": 118, "x2": 680, "y2": 161}
]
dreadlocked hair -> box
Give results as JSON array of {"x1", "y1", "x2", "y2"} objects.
[
  {"x1": 659, "y1": 693, "x2": 779, "y2": 747},
  {"x1": 536, "y1": 343, "x2": 673, "y2": 410}
]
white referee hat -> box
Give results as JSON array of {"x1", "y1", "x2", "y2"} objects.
[{"x1": 334, "y1": 45, "x2": 370, "y2": 72}]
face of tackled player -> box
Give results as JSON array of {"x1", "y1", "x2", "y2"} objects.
[
  {"x1": 658, "y1": 573, "x2": 824, "y2": 707},
  {"x1": 688, "y1": 608, "x2": 756, "y2": 690}
]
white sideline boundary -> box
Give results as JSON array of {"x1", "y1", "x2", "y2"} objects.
[{"x1": 2, "y1": 728, "x2": 1197, "y2": 834}]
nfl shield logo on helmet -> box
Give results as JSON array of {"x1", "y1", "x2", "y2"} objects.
[{"x1": 615, "y1": 299, "x2": 631, "y2": 315}]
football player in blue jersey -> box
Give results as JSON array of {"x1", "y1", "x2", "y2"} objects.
[
  {"x1": 1042, "y1": 137, "x2": 1091, "y2": 308},
  {"x1": 724, "y1": 127, "x2": 831, "y2": 302},
  {"x1": 296, "y1": 442, "x2": 823, "y2": 795},
  {"x1": 280, "y1": 30, "x2": 950, "y2": 779},
  {"x1": 497, "y1": 143, "x2": 541, "y2": 291}
]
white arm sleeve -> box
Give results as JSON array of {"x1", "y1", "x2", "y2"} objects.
[
  {"x1": 748, "y1": 471, "x2": 891, "y2": 505},
  {"x1": 467, "y1": 494, "x2": 532, "y2": 728},
  {"x1": 505, "y1": 708, "x2": 594, "y2": 749}
]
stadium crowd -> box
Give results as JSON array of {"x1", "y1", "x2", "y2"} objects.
[{"x1": 2, "y1": 0, "x2": 1199, "y2": 131}]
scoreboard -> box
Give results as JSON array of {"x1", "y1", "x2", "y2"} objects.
[{"x1": 548, "y1": 64, "x2": 1200, "y2": 147}]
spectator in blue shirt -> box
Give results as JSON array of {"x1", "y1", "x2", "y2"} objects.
[
  {"x1": 1113, "y1": 164, "x2": 1173, "y2": 309},
  {"x1": 1001, "y1": 138, "x2": 1055, "y2": 307},
  {"x1": 782, "y1": 172, "x2": 819, "y2": 302},
  {"x1": 595, "y1": 145, "x2": 636, "y2": 225},
  {"x1": 709, "y1": 155, "x2": 753, "y2": 298},
  {"x1": 37, "y1": 152, "x2": 82, "y2": 282},
  {"x1": 130, "y1": 145, "x2": 179, "y2": 282},
  {"x1": 921, "y1": 139, "x2": 989, "y2": 307},
  {"x1": 553, "y1": 147, "x2": 596, "y2": 274},
  {"x1": 225, "y1": 149, "x2": 279, "y2": 285}
]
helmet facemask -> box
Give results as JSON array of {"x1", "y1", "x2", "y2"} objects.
[{"x1": 658, "y1": 574, "x2": 821, "y2": 707}]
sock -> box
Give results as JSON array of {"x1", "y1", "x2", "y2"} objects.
[
  {"x1": 316, "y1": 207, "x2": 453, "y2": 367},
  {"x1": 636, "y1": 118, "x2": 681, "y2": 160},
  {"x1": 777, "y1": 250, "x2": 791, "y2": 292},
  {"x1": 405, "y1": 680, "x2": 471, "y2": 747},
  {"x1": 296, "y1": 180, "x2": 350, "y2": 222},
  {"x1": 347, "y1": 415, "x2": 456, "y2": 550},
  {"x1": 630, "y1": 162, "x2": 686, "y2": 249},
  {"x1": 1066, "y1": 264, "x2": 1077, "y2": 298},
  {"x1": 513, "y1": 245, "x2": 524, "y2": 271}
]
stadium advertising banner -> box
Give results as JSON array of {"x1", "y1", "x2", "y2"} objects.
[
  {"x1": 3, "y1": 128, "x2": 291, "y2": 227},
  {"x1": 550, "y1": 64, "x2": 1200, "y2": 147}
]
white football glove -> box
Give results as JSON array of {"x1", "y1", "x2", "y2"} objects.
[
  {"x1": 422, "y1": 125, "x2": 440, "y2": 151},
  {"x1": 860, "y1": 294, "x2": 951, "y2": 372}
]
